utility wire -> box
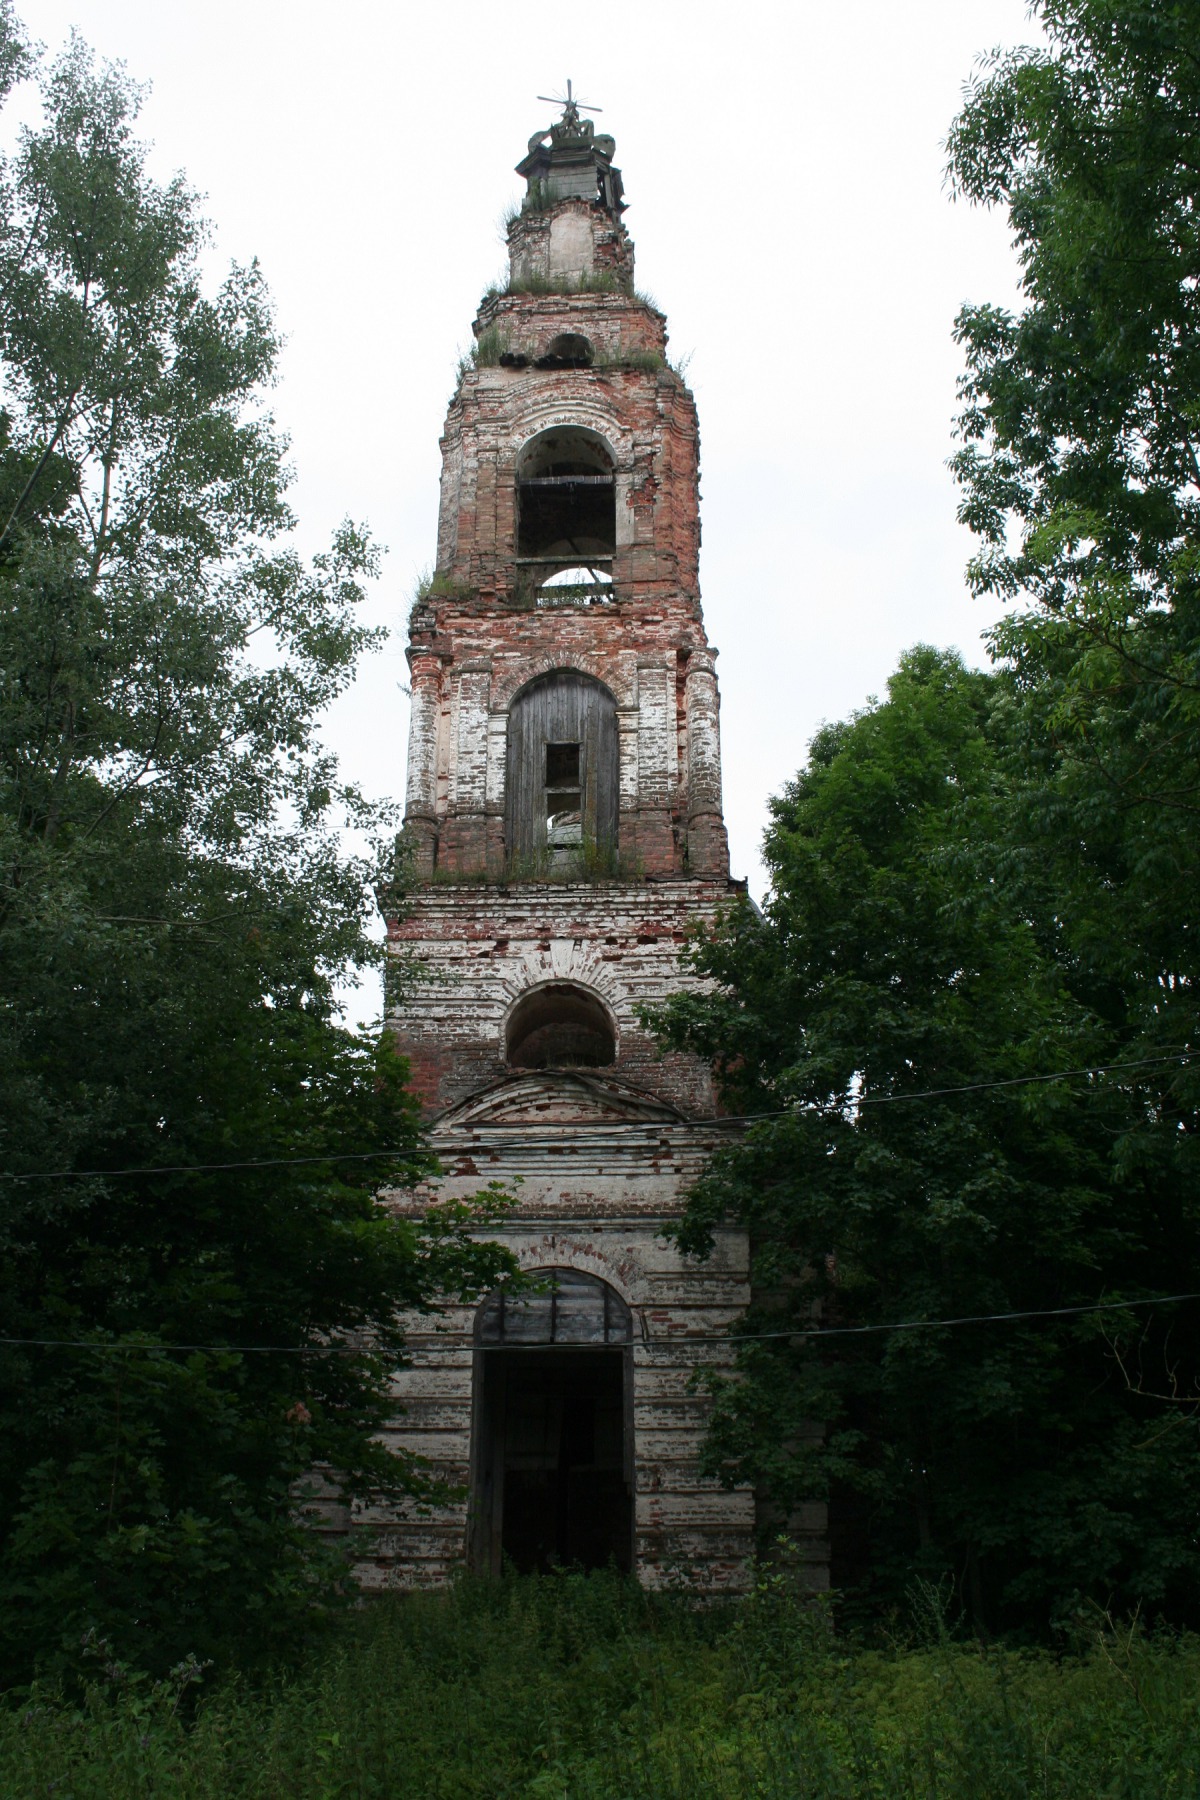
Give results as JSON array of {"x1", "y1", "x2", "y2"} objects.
[
  {"x1": 0, "y1": 1050, "x2": 1192, "y2": 1185},
  {"x1": 674, "y1": 1290, "x2": 1200, "y2": 1345},
  {"x1": 3, "y1": 1290, "x2": 1197, "y2": 1356},
  {"x1": 0, "y1": 1148, "x2": 428, "y2": 1184},
  {"x1": 853, "y1": 1052, "x2": 1195, "y2": 1107}
]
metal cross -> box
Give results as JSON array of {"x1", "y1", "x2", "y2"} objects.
[{"x1": 536, "y1": 80, "x2": 602, "y2": 125}]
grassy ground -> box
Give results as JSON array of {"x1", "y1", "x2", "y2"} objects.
[{"x1": 2, "y1": 1572, "x2": 1198, "y2": 1797}]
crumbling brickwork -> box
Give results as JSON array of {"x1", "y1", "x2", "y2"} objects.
[
  {"x1": 391, "y1": 879, "x2": 729, "y2": 1116},
  {"x1": 369, "y1": 100, "x2": 827, "y2": 1595}
]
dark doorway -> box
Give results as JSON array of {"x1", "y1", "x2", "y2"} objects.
[
  {"x1": 476, "y1": 1350, "x2": 632, "y2": 1574},
  {"x1": 471, "y1": 1270, "x2": 634, "y2": 1575}
]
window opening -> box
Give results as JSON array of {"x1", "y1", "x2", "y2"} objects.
[
  {"x1": 545, "y1": 741, "x2": 582, "y2": 849},
  {"x1": 516, "y1": 429, "x2": 615, "y2": 603},
  {"x1": 506, "y1": 982, "x2": 615, "y2": 1068},
  {"x1": 537, "y1": 564, "x2": 614, "y2": 608},
  {"x1": 476, "y1": 1269, "x2": 632, "y2": 1346},
  {"x1": 534, "y1": 333, "x2": 593, "y2": 370}
]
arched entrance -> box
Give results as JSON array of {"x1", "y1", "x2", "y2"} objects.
[{"x1": 470, "y1": 1269, "x2": 634, "y2": 1575}]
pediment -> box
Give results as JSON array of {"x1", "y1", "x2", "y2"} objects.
[{"x1": 432, "y1": 1069, "x2": 686, "y2": 1130}]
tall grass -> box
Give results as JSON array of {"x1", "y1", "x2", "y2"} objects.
[{"x1": 2, "y1": 1572, "x2": 1198, "y2": 1798}]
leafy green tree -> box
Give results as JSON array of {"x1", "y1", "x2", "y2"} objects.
[
  {"x1": 652, "y1": 649, "x2": 1200, "y2": 1632},
  {"x1": 652, "y1": 0, "x2": 1200, "y2": 1637},
  {"x1": 0, "y1": 10, "x2": 513, "y2": 1684},
  {"x1": 947, "y1": 0, "x2": 1200, "y2": 1085}
]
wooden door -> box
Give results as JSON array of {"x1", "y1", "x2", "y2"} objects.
[{"x1": 506, "y1": 672, "x2": 618, "y2": 867}]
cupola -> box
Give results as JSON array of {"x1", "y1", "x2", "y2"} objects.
[{"x1": 515, "y1": 83, "x2": 625, "y2": 213}]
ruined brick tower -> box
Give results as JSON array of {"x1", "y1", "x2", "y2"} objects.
[{"x1": 365, "y1": 97, "x2": 825, "y2": 1592}]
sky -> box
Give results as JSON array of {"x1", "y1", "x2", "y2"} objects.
[{"x1": 18, "y1": 0, "x2": 1040, "y2": 1016}]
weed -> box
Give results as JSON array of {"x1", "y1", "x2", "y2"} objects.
[
  {"x1": 478, "y1": 275, "x2": 659, "y2": 309},
  {"x1": 409, "y1": 568, "x2": 474, "y2": 621},
  {"x1": 598, "y1": 348, "x2": 665, "y2": 374},
  {"x1": 416, "y1": 568, "x2": 474, "y2": 603},
  {"x1": 473, "y1": 326, "x2": 510, "y2": 367},
  {"x1": 522, "y1": 178, "x2": 556, "y2": 215},
  {"x1": 4, "y1": 1577, "x2": 1199, "y2": 1799},
  {"x1": 506, "y1": 270, "x2": 632, "y2": 298}
]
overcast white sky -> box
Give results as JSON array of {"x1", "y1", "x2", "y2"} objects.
[{"x1": 19, "y1": 0, "x2": 1040, "y2": 1015}]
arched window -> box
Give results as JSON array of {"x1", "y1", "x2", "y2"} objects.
[
  {"x1": 476, "y1": 1268, "x2": 632, "y2": 1345},
  {"x1": 505, "y1": 670, "x2": 618, "y2": 867},
  {"x1": 506, "y1": 982, "x2": 616, "y2": 1068},
  {"x1": 516, "y1": 427, "x2": 615, "y2": 584}
]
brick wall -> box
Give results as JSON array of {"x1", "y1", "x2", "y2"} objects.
[{"x1": 387, "y1": 877, "x2": 740, "y2": 1116}]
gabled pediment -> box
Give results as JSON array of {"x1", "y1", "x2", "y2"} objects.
[{"x1": 432, "y1": 1069, "x2": 686, "y2": 1130}]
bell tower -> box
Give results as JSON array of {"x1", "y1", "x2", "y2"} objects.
[
  {"x1": 404, "y1": 88, "x2": 727, "y2": 896},
  {"x1": 368, "y1": 95, "x2": 829, "y2": 1594}
]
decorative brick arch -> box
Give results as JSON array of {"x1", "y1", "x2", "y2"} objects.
[
  {"x1": 508, "y1": 403, "x2": 633, "y2": 470},
  {"x1": 494, "y1": 956, "x2": 630, "y2": 1022},
  {"x1": 508, "y1": 1233, "x2": 648, "y2": 1307},
  {"x1": 491, "y1": 656, "x2": 633, "y2": 714},
  {"x1": 515, "y1": 422, "x2": 615, "y2": 479}
]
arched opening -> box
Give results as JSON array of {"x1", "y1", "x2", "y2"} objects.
[
  {"x1": 505, "y1": 670, "x2": 619, "y2": 870},
  {"x1": 535, "y1": 332, "x2": 594, "y2": 370},
  {"x1": 506, "y1": 983, "x2": 616, "y2": 1069},
  {"x1": 471, "y1": 1269, "x2": 634, "y2": 1575},
  {"x1": 516, "y1": 428, "x2": 615, "y2": 596}
]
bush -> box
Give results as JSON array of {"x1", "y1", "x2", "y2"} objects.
[{"x1": 2, "y1": 1574, "x2": 1198, "y2": 1798}]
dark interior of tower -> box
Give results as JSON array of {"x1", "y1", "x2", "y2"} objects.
[{"x1": 475, "y1": 1351, "x2": 632, "y2": 1575}]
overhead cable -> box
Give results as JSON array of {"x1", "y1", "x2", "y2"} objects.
[
  {"x1": 0, "y1": 1049, "x2": 1192, "y2": 1185},
  {"x1": 3, "y1": 1289, "x2": 1197, "y2": 1356}
]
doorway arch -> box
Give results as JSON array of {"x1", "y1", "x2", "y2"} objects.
[{"x1": 470, "y1": 1269, "x2": 634, "y2": 1574}]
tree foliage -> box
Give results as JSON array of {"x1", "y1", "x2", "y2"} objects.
[
  {"x1": 948, "y1": 0, "x2": 1200, "y2": 1066},
  {"x1": 654, "y1": 650, "x2": 1200, "y2": 1631},
  {"x1": 652, "y1": 0, "x2": 1200, "y2": 1633},
  {"x1": 0, "y1": 8, "x2": 514, "y2": 1685}
]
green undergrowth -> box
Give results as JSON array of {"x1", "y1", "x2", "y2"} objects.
[{"x1": 3, "y1": 1572, "x2": 1199, "y2": 1798}]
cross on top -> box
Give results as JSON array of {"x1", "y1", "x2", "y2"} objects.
[{"x1": 536, "y1": 80, "x2": 602, "y2": 130}]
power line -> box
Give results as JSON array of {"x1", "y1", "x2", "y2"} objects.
[
  {"x1": 0, "y1": 1148, "x2": 427, "y2": 1185},
  {"x1": 0, "y1": 1335, "x2": 359, "y2": 1355},
  {"x1": 684, "y1": 1290, "x2": 1200, "y2": 1345},
  {"x1": 3, "y1": 1290, "x2": 1197, "y2": 1357},
  {"x1": 0, "y1": 1050, "x2": 1192, "y2": 1185},
  {"x1": 853, "y1": 1052, "x2": 1195, "y2": 1107}
]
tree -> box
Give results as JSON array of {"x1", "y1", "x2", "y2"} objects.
[
  {"x1": 0, "y1": 10, "x2": 513, "y2": 1685},
  {"x1": 947, "y1": 0, "x2": 1200, "y2": 1090},
  {"x1": 651, "y1": 650, "x2": 1200, "y2": 1632},
  {"x1": 652, "y1": 0, "x2": 1200, "y2": 1632}
]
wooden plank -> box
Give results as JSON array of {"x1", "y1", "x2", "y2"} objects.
[{"x1": 506, "y1": 671, "x2": 618, "y2": 861}]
